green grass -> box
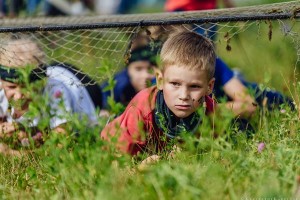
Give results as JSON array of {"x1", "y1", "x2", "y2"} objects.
[
  {"x1": 1, "y1": 108, "x2": 299, "y2": 199},
  {"x1": 217, "y1": 19, "x2": 300, "y2": 96}
]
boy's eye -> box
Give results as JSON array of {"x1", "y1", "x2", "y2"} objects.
[
  {"x1": 170, "y1": 82, "x2": 180, "y2": 86},
  {"x1": 135, "y1": 66, "x2": 143, "y2": 71},
  {"x1": 7, "y1": 85, "x2": 17, "y2": 90},
  {"x1": 190, "y1": 85, "x2": 201, "y2": 89}
]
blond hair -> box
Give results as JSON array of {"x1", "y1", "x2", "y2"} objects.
[
  {"x1": 0, "y1": 36, "x2": 45, "y2": 68},
  {"x1": 160, "y1": 30, "x2": 216, "y2": 80}
]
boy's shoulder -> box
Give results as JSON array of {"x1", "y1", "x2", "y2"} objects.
[
  {"x1": 113, "y1": 69, "x2": 131, "y2": 87},
  {"x1": 127, "y1": 86, "x2": 158, "y2": 114},
  {"x1": 205, "y1": 95, "x2": 216, "y2": 114},
  {"x1": 102, "y1": 69, "x2": 131, "y2": 91},
  {"x1": 114, "y1": 69, "x2": 129, "y2": 79}
]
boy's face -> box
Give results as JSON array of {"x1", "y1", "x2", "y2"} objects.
[
  {"x1": 157, "y1": 65, "x2": 214, "y2": 118},
  {"x1": 127, "y1": 60, "x2": 156, "y2": 92},
  {"x1": 0, "y1": 80, "x2": 30, "y2": 113}
]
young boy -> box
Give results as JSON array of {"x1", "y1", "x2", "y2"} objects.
[
  {"x1": 101, "y1": 31, "x2": 216, "y2": 155},
  {"x1": 0, "y1": 36, "x2": 102, "y2": 147},
  {"x1": 146, "y1": 26, "x2": 294, "y2": 119},
  {"x1": 101, "y1": 43, "x2": 159, "y2": 109}
]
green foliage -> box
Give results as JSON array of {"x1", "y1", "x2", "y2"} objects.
[
  {"x1": 2, "y1": 107, "x2": 300, "y2": 199},
  {"x1": 1, "y1": 11, "x2": 300, "y2": 200},
  {"x1": 1, "y1": 87, "x2": 300, "y2": 199},
  {"x1": 99, "y1": 59, "x2": 125, "y2": 115}
]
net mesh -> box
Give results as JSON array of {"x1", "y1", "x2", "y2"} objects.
[{"x1": 0, "y1": 0, "x2": 299, "y2": 86}]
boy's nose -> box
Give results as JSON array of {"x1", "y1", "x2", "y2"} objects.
[
  {"x1": 179, "y1": 88, "x2": 190, "y2": 101},
  {"x1": 142, "y1": 71, "x2": 155, "y2": 80}
]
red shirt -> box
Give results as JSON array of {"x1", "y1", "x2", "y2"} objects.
[
  {"x1": 165, "y1": 0, "x2": 217, "y2": 11},
  {"x1": 101, "y1": 86, "x2": 215, "y2": 155}
]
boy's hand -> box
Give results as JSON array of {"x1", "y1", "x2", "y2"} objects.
[
  {"x1": 99, "y1": 109, "x2": 110, "y2": 118},
  {"x1": 0, "y1": 122, "x2": 18, "y2": 138},
  {"x1": 138, "y1": 154, "x2": 160, "y2": 171},
  {"x1": 137, "y1": 146, "x2": 182, "y2": 171},
  {"x1": 0, "y1": 122, "x2": 29, "y2": 142},
  {"x1": 0, "y1": 122, "x2": 44, "y2": 147},
  {"x1": 0, "y1": 143, "x2": 22, "y2": 157}
]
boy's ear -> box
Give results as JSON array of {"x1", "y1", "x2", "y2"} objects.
[
  {"x1": 206, "y1": 78, "x2": 215, "y2": 95},
  {"x1": 154, "y1": 68, "x2": 163, "y2": 90}
]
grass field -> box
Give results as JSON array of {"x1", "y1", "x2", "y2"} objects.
[{"x1": 1, "y1": 1, "x2": 300, "y2": 200}]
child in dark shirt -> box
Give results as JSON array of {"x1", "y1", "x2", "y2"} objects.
[{"x1": 101, "y1": 43, "x2": 159, "y2": 109}]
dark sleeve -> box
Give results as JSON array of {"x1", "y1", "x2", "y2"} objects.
[
  {"x1": 214, "y1": 58, "x2": 234, "y2": 86},
  {"x1": 213, "y1": 58, "x2": 234, "y2": 98},
  {"x1": 101, "y1": 69, "x2": 130, "y2": 109},
  {"x1": 101, "y1": 82, "x2": 110, "y2": 109}
]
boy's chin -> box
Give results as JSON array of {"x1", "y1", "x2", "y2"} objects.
[
  {"x1": 172, "y1": 110, "x2": 194, "y2": 119},
  {"x1": 134, "y1": 85, "x2": 147, "y2": 92}
]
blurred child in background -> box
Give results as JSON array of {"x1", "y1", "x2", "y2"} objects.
[
  {"x1": 101, "y1": 42, "x2": 160, "y2": 110},
  {"x1": 0, "y1": 35, "x2": 103, "y2": 154}
]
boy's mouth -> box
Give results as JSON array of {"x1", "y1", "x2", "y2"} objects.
[{"x1": 175, "y1": 105, "x2": 191, "y2": 110}]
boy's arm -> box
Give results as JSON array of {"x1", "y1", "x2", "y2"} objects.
[
  {"x1": 52, "y1": 124, "x2": 67, "y2": 135},
  {"x1": 223, "y1": 77, "x2": 257, "y2": 118},
  {"x1": 0, "y1": 122, "x2": 43, "y2": 148},
  {"x1": 0, "y1": 84, "x2": 70, "y2": 143},
  {"x1": 101, "y1": 83, "x2": 110, "y2": 109},
  {"x1": 46, "y1": 83, "x2": 73, "y2": 129},
  {"x1": 0, "y1": 143, "x2": 22, "y2": 157},
  {"x1": 0, "y1": 121, "x2": 18, "y2": 138},
  {"x1": 101, "y1": 105, "x2": 146, "y2": 155}
]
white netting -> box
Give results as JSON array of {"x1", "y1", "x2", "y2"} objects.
[{"x1": 0, "y1": 0, "x2": 299, "y2": 85}]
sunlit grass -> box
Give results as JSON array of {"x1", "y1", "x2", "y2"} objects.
[{"x1": 1, "y1": 1, "x2": 300, "y2": 199}]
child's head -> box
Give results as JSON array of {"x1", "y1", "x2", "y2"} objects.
[
  {"x1": 146, "y1": 25, "x2": 190, "y2": 42},
  {"x1": 0, "y1": 36, "x2": 45, "y2": 67},
  {"x1": 0, "y1": 36, "x2": 45, "y2": 114},
  {"x1": 127, "y1": 44, "x2": 159, "y2": 92},
  {"x1": 157, "y1": 30, "x2": 216, "y2": 118}
]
